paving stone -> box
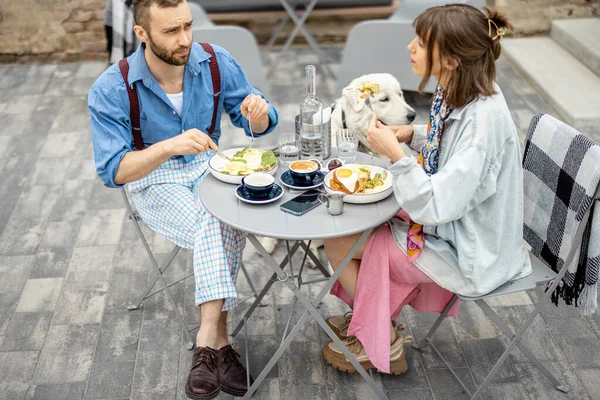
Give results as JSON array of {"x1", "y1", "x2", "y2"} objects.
[
  {"x1": 573, "y1": 368, "x2": 600, "y2": 399},
  {"x1": 0, "y1": 291, "x2": 21, "y2": 335},
  {"x1": 11, "y1": 185, "x2": 63, "y2": 219},
  {"x1": 88, "y1": 178, "x2": 127, "y2": 210},
  {"x1": 139, "y1": 318, "x2": 182, "y2": 353},
  {"x1": 278, "y1": 338, "x2": 327, "y2": 389},
  {"x1": 29, "y1": 247, "x2": 73, "y2": 279},
  {"x1": 411, "y1": 323, "x2": 467, "y2": 369},
  {"x1": 130, "y1": 350, "x2": 179, "y2": 400},
  {"x1": 94, "y1": 309, "x2": 142, "y2": 363},
  {"x1": 0, "y1": 113, "x2": 30, "y2": 136},
  {"x1": 105, "y1": 271, "x2": 150, "y2": 312},
  {"x1": 38, "y1": 220, "x2": 81, "y2": 250},
  {"x1": 231, "y1": 335, "x2": 281, "y2": 380},
  {"x1": 387, "y1": 389, "x2": 434, "y2": 400},
  {"x1": 27, "y1": 382, "x2": 86, "y2": 400},
  {"x1": 493, "y1": 305, "x2": 564, "y2": 364},
  {"x1": 29, "y1": 158, "x2": 71, "y2": 186},
  {"x1": 33, "y1": 323, "x2": 99, "y2": 384},
  {"x1": 451, "y1": 302, "x2": 500, "y2": 341},
  {"x1": 26, "y1": 64, "x2": 58, "y2": 78},
  {"x1": 44, "y1": 77, "x2": 95, "y2": 97},
  {"x1": 547, "y1": 317, "x2": 600, "y2": 368},
  {"x1": 52, "y1": 272, "x2": 110, "y2": 325},
  {"x1": 380, "y1": 347, "x2": 429, "y2": 391},
  {"x1": 0, "y1": 255, "x2": 35, "y2": 293},
  {"x1": 515, "y1": 362, "x2": 589, "y2": 400},
  {"x1": 86, "y1": 361, "x2": 135, "y2": 399},
  {"x1": 39, "y1": 133, "x2": 80, "y2": 158},
  {"x1": 75, "y1": 62, "x2": 107, "y2": 78},
  {"x1": 484, "y1": 383, "x2": 532, "y2": 399},
  {"x1": 528, "y1": 286, "x2": 584, "y2": 320},
  {"x1": 16, "y1": 278, "x2": 62, "y2": 312},
  {"x1": 485, "y1": 292, "x2": 533, "y2": 307},
  {"x1": 48, "y1": 179, "x2": 95, "y2": 222},
  {"x1": 0, "y1": 218, "x2": 47, "y2": 256},
  {"x1": 0, "y1": 351, "x2": 38, "y2": 400},
  {"x1": 279, "y1": 384, "x2": 329, "y2": 400},
  {"x1": 1, "y1": 311, "x2": 52, "y2": 351},
  {"x1": 3, "y1": 95, "x2": 41, "y2": 114},
  {"x1": 75, "y1": 209, "x2": 126, "y2": 247},
  {"x1": 460, "y1": 338, "x2": 519, "y2": 384},
  {"x1": 425, "y1": 368, "x2": 476, "y2": 400},
  {"x1": 142, "y1": 279, "x2": 186, "y2": 321},
  {"x1": 52, "y1": 63, "x2": 80, "y2": 79},
  {"x1": 20, "y1": 109, "x2": 57, "y2": 137}
]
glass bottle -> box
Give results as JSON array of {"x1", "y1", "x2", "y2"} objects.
[{"x1": 299, "y1": 65, "x2": 324, "y2": 162}]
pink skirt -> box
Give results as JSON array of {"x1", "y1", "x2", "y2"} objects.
[{"x1": 330, "y1": 211, "x2": 460, "y2": 373}]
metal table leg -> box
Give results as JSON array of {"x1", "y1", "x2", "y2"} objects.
[{"x1": 242, "y1": 231, "x2": 387, "y2": 400}]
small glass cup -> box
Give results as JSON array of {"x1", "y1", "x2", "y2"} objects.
[
  {"x1": 278, "y1": 133, "x2": 300, "y2": 171},
  {"x1": 336, "y1": 129, "x2": 359, "y2": 163}
]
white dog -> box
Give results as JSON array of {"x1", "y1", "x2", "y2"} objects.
[{"x1": 260, "y1": 73, "x2": 416, "y2": 265}]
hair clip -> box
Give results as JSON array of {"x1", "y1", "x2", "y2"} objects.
[{"x1": 488, "y1": 19, "x2": 506, "y2": 41}]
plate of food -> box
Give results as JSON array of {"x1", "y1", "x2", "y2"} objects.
[
  {"x1": 208, "y1": 147, "x2": 278, "y2": 184},
  {"x1": 323, "y1": 164, "x2": 393, "y2": 204}
]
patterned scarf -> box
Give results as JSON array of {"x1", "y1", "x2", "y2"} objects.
[{"x1": 407, "y1": 84, "x2": 453, "y2": 261}]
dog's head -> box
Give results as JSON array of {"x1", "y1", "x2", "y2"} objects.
[{"x1": 341, "y1": 73, "x2": 416, "y2": 130}]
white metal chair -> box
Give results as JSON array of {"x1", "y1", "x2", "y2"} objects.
[
  {"x1": 121, "y1": 187, "x2": 260, "y2": 350},
  {"x1": 188, "y1": 2, "x2": 271, "y2": 97},
  {"x1": 335, "y1": 0, "x2": 485, "y2": 94},
  {"x1": 411, "y1": 114, "x2": 600, "y2": 399}
]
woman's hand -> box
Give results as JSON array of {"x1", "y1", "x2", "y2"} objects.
[
  {"x1": 387, "y1": 125, "x2": 415, "y2": 143},
  {"x1": 367, "y1": 113, "x2": 406, "y2": 163}
]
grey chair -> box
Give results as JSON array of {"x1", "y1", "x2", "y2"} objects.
[
  {"x1": 335, "y1": 0, "x2": 485, "y2": 94},
  {"x1": 121, "y1": 187, "x2": 260, "y2": 350},
  {"x1": 412, "y1": 115, "x2": 600, "y2": 399},
  {"x1": 188, "y1": 2, "x2": 271, "y2": 97}
]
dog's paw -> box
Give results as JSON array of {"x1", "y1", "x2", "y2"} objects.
[{"x1": 260, "y1": 236, "x2": 278, "y2": 254}]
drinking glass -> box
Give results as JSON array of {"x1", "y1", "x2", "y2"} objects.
[
  {"x1": 336, "y1": 128, "x2": 359, "y2": 162},
  {"x1": 278, "y1": 132, "x2": 300, "y2": 171}
]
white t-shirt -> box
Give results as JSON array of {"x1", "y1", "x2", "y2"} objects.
[{"x1": 167, "y1": 92, "x2": 184, "y2": 116}]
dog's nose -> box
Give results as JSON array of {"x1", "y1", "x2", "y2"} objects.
[{"x1": 407, "y1": 111, "x2": 417, "y2": 123}]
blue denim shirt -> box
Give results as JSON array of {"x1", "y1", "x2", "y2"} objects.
[
  {"x1": 388, "y1": 85, "x2": 532, "y2": 297},
  {"x1": 88, "y1": 43, "x2": 279, "y2": 188}
]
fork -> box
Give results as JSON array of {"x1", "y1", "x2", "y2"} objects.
[{"x1": 248, "y1": 111, "x2": 255, "y2": 149}]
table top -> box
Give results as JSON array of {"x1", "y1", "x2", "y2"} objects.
[{"x1": 199, "y1": 152, "x2": 401, "y2": 240}]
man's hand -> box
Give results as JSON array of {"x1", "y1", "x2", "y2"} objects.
[
  {"x1": 367, "y1": 113, "x2": 406, "y2": 163},
  {"x1": 163, "y1": 129, "x2": 218, "y2": 156},
  {"x1": 240, "y1": 94, "x2": 269, "y2": 122},
  {"x1": 387, "y1": 125, "x2": 415, "y2": 143}
]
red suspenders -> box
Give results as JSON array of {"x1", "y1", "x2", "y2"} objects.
[{"x1": 118, "y1": 43, "x2": 221, "y2": 150}]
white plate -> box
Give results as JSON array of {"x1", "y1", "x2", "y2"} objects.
[
  {"x1": 208, "y1": 148, "x2": 277, "y2": 185},
  {"x1": 323, "y1": 164, "x2": 393, "y2": 204}
]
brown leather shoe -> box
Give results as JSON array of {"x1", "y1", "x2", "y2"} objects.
[
  {"x1": 219, "y1": 345, "x2": 253, "y2": 396},
  {"x1": 185, "y1": 347, "x2": 220, "y2": 399}
]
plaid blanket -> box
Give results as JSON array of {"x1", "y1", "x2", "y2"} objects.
[
  {"x1": 522, "y1": 114, "x2": 600, "y2": 314},
  {"x1": 104, "y1": 0, "x2": 136, "y2": 64}
]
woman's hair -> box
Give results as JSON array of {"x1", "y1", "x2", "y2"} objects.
[{"x1": 414, "y1": 4, "x2": 513, "y2": 109}]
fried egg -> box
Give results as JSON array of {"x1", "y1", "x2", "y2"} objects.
[{"x1": 334, "y1": 167, "x2": 359, "y2": 193}]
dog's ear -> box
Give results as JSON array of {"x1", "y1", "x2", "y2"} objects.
[{"x1": 342, "y1": 86, "x2": 367, "y2": 113}]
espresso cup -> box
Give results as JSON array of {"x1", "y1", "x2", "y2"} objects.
[
  {"x1": 241, "y1": 173, "x2": 275, "y2": 199},
  {"x1": 289, "y1": 160, "x2": 318, "y2": 185}
]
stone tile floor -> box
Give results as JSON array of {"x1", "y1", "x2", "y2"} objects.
[{"x1": 1, "y1": 47, "x2": 600, "y2": 400}]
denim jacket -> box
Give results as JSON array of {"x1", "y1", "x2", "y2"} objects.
[{"x1": 388, "y1": 85, "x2": 532, "y2": 297}]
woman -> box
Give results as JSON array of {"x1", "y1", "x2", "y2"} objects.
[{"x1": 322, "y1": 4, "x2": 532, "y2": 375}]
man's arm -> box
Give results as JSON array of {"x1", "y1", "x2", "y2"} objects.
[
  {"x1": 89, "y1": 86, "x2": 216, "y2": 187},
  {"x1": 114, "y1": 129, "x2": 217, "y2": 185},
  {"x1": 218, "y1": 48, "x2": 279, "y2": 136}
]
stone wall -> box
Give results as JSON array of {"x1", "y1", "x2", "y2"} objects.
[
  {"x1": 0, "y1": 0, "x2": 107, "y2": 63},
  {"x1": 490, "y1": 0, "x2": 599, "y2": 35}
]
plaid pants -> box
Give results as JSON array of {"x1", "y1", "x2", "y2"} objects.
[{"x1": 128, "y1": 152, "x2": 246, "y2": 311}]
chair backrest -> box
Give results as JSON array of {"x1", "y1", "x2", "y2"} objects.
[
  {"x1": 522, "y1": 114, "x2": 600, "y2": 273},
  {"x1": 188, "y1": 2, "x2": 215, "y2": 27},
  {"x1": 389, "y1": 0, "x2": 486, "y2": 21}
]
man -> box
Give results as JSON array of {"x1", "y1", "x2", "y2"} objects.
[{"x1": 88, "y1": 0, "x2": 278, "y2": 398}]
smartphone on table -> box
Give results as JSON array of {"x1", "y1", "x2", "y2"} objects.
[{"x1": 280, "y1": 189, "x2": 323, "y2": 216}]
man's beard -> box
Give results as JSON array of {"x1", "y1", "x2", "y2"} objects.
[{"x1": 147, "y1": 35, "x2": 190, "y2": 66}]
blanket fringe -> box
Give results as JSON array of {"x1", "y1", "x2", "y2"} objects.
[{"x1": 579, "y1": 283, "x2": 598, "y2": 315}]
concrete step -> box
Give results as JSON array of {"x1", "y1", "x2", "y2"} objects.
[
  {"x1": 502, "y1": 37, "x2": 600, "y2": 140},
  {"x1": 551, "y1": 18, "x2": 600, "y2": 78}
]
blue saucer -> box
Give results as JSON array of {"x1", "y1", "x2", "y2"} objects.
[
  {"x1": 235, "y1": 184, "x2": 284, "y2": 204},
  {"x1": 279, "y1": 170, "x2": 325, "y2": 190}
]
